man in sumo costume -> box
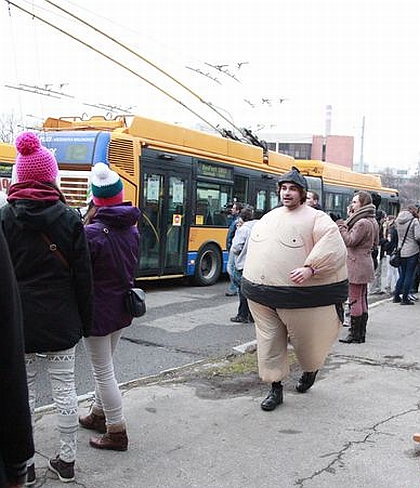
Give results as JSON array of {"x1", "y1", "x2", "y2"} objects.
[{"x1": 242, "y1": 167, "x2": 348, "y2": 411}]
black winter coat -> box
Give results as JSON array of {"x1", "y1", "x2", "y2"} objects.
[
  {"x1": 1, "y1": 182, "x2": 93, "y2": 353},
  {"x1": 0, "y1": 226, "x2": 34, "y2": 486}
]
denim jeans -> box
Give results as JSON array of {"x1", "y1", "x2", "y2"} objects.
[
  {"x1": 25, "y1": 347, "x2": 78, "y2": 464},
  {"x1": 232, "y1": 268, "x2": 252, "y2": 319},
  {"x1": 226, "y1": 250, "x2": 239, "y2": 294},
  {"x1": 395, "y1": 253, "x2": 419, "y2": 301}
]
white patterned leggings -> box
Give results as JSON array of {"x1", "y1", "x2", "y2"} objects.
[{"x1": 25, "y1": 347, "x2": 78, "y2": 465}]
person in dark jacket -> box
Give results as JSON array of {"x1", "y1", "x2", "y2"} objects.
[
  {"x1": 369, "y1": 192, "x2": 387, "y2": 294},
  {"x1": 0, "y1": 226, "x2": 34, "y2": 488},
  {"x1": 382, "y1": 215, "x2": 399, "y2": 293},
  {"x1": 0, "y1": 132, "x2": 93, "y2": 485},
  {"x1": 79, "y1": 162, "x2": 140, "y2": 452},
  {"x1": 306, "y1": 190, "x2": 323, "y2": 210}
]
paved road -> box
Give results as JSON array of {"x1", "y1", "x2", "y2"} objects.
[{"x1": 35, "y1": 277, "x2": 255, "y2": 406}]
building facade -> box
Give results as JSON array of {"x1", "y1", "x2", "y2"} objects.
[{"x1": 260, "y1": 132, "x2": 354, "y2": 169}]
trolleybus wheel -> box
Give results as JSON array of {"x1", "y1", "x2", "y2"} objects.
[{"x1": 193, "y1": 243, "x2": 222, "y2": 286}]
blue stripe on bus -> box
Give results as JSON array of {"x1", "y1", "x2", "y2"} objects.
[{"x1": 186, "y1": 251, "x2": 229, "y2": 276}]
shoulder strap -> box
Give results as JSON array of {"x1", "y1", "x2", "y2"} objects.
[
  {"x1": 398, "y1": 218, "x2": 414, "y2": 250},
  {"x1": 40, "y1": 233, "x2": 70, "y2": 269}
]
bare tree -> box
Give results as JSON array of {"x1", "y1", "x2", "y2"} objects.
[
  {"x1": 379, "y1": 166, "x2": 420, "y2": 206},
  {"x1": 0, "y1": 113, "x2": 22, "y2": 143}
]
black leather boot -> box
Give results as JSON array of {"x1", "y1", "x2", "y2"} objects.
[
  {"x1": 296, "y1": 371, "x2": 318, "y2": 393},
  {"x1": 260, "y1": 382, "x2": 283, "y2": 411},
  {"x1": 339, "y1": 316, "x2": 363, "y2": 343},
  {"x1": 360, "y1": 312, "x2": 368, "y2": 343}
]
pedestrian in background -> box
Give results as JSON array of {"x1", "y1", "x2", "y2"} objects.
[
  {"x1": 369, "y1": 192, "x2": 387, "y2": 295},
  {"x1": 0, "y1": 132, "x2": 93, "y2": 484},
  {"x1": 230, "y1": 206, "x2": 257, "y2": 324},
  {"x1": 225, "y1": 202, "x2": 243, "y2": 296},
  {"x1": 382, "y1": 215, "x2": 399, "y2": 294},
  {"x1": 306, "y1": 190, "x2": 323, "y2": 210},
  {"x1": 393, "y1": 205, "x2": 420, "y2": 305},
  {"x1": 0, "y1": 225, "x2": 34, "y2": 488},
  {"x1": 242, "y1": 167, "x2": 348, "y2": 411},
  {"x1": 337, "y1": 191, "x2": 379, "y2": 344},
  {"x1": 79, "y1": 162, "x2": 140, "y2": 452}
]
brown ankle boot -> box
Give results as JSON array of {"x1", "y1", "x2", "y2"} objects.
[
  {"x1": 89, "y1": 424, "x2": 128, "y2": 451},
  {"x1": 79, "y1": 411, "x2": 106, "y2": 434}
]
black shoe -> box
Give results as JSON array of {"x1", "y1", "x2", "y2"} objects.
[
  {"x1": 339, "y1": 334, "x2": 364, "y2": 344},
  {"x1": 230, "y1": 315, "x2": 249, "y2": 323},
  {"x1": 48, "y1": 456, "x2": 75, "y2": 483},
  {"x1": 339, "y1": 333, "x2": 355, "y2": 343},
  {"x1": 260, "y1": 384, "x2": 283, "y2": 411},
  {"x1": 296, "y1": 371, "x2": 318, "y2": 393},
  {"x1": 26, "y1": 464, "x2": 35, "y2": 486},
  {"x1": 400, "y1": 300, "x2": 414, "y2": 305},
  {"x1": 393, "y1": 296, "x2": 401, "y2": 303}
]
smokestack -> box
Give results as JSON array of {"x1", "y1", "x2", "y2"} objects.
[{"x1": 325, "y1": 104, "x2": 332, "y2": 136}]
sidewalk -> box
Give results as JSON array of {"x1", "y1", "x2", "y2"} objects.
[{"x1": 31, "y1": 297, "x2": 420, "y2": 488}]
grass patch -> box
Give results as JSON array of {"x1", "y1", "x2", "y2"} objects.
[
  {"x1": 204, "y1": 352, "x2": 258, "y2": 378},
  {"x1": 203, "y1": 349, "x2": 299, "y2": 379}
]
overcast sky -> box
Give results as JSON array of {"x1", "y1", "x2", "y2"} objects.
[{"x1": 1, "y1": 0, "x2": 419, "y2": 170}]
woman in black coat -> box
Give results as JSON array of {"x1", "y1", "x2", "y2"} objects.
[{"x1": 1, "y1": 132, "x2": 93, "y2": 485}]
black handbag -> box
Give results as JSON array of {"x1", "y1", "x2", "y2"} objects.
[
  {"x1": 125, "y1": 288, "x2": 146, "y2": 317},
  {"x1": 103, "y1": 227, "x2": 146, "y2": 318},
  {"x1": 389, "y1": 249, "x2": 401, "y2": 268},
  {"x1": 389, "y1": 219, "x2": 413, "y2": 268}
]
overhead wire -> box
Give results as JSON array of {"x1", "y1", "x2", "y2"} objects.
[
  {"x1": 5, "y1": 0, "x2": 223, "y2": 134},
  {"x1": 42, "y1": 0, "x2": 248, "y2": 138}
]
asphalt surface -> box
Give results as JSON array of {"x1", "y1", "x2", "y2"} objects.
[{"x1": 28, "y1": 294, "x2": 420, "y2": 488}]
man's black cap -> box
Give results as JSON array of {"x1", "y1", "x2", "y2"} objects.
[{"x1": 278, "y1": 166, "x2": 308, "y2": 190}]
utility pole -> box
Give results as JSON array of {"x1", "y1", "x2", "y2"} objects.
[{"x1": 359, "y1": 115, "x2": 365, "y2": 172}]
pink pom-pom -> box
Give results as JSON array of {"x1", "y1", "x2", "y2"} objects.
[{"x1": 15, "y1": 132, "x2": 41, "y2": 156}]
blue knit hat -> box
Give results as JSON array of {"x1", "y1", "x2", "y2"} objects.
[{"x1": 91, "y1": 162, "x2": 124, "y2": 206}]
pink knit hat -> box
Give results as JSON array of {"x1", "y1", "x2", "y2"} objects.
[{"x1": 15, "y1": 132, "x2": 58, "y2": 183}]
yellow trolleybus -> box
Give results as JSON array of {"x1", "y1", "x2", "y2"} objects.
[
  {"x1": 294, "y1": 159, "x2": 399, "y2": 217},
  {"x1": 38, "y1": 115, "x2": 294, "y2": 285},
  {"x1": 0, "y1": 142, "x2": 16, "y2": 194}
]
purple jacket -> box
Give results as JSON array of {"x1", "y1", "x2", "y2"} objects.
[{"x1": 85, "y1": 204, "x2": 140, "y2": 336}]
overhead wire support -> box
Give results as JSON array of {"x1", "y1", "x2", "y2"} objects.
[
  {"x1": 5, "y1": 0, "x2": 222, "y2": 134},
  {"x1": 42, "y1": 0, "x2": 246, "y2": 137},
  {"x1": 19, "y1": 83, "x2": 75, "y2": 98},
  {"x1": 4, "y1": 83, "x2": 61, "y2": 99}
]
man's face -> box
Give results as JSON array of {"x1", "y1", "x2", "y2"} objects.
[
  {"x1": 306, "y1": 192, "x2": 317, "y2": 207},
  {"x1": 231, "y1": 204, "x2": 239, "y2": 215},
  {"x1": 280, "y1": 182, "x2": 302, "y2": 210}
]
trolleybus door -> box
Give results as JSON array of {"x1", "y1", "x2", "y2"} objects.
[
  {"x1": 250, "y1": 179, "x2": 278, "y2": 218},
  {"x1": 139, "y1": 164, "x2": 190, "y2": 278}
]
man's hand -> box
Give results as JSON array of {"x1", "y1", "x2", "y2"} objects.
[{"x1": 290, "y1": 267, "x2": 313, "y2": 284}]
